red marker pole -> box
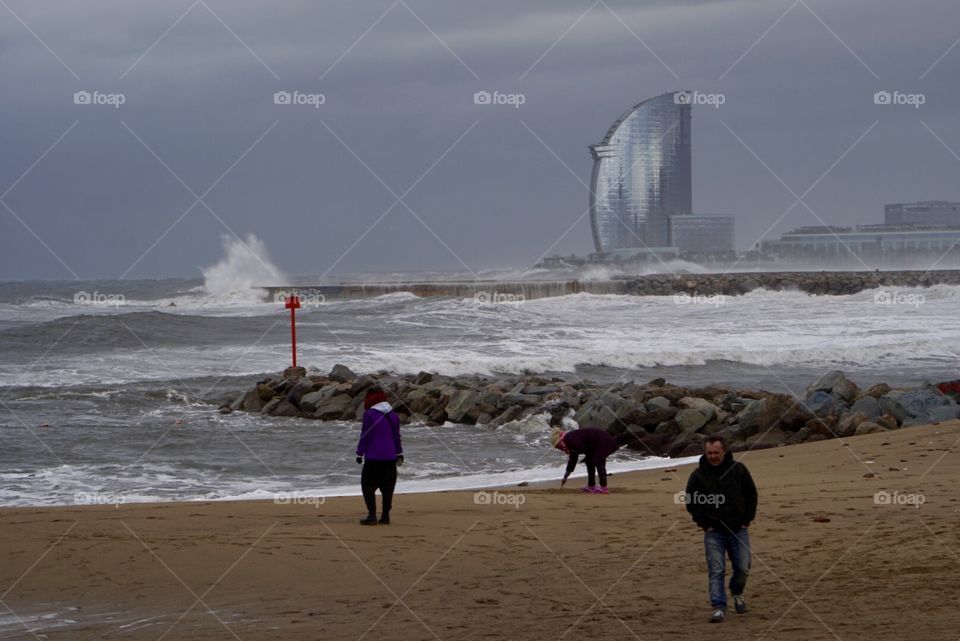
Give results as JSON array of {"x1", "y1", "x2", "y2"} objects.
[{"x1": 285, "y1": 295, "x2": 301, "y2": 367}]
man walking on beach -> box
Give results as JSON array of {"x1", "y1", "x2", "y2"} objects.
[{"x1": 684, "y1": 435, "x2": 757, "y2": 623}]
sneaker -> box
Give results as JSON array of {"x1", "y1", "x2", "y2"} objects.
[
  {"x1": 590, "y1": 486, "x2": 609, "y2": 494},
  {"x1": 733, "y1": 595, "x2": 747, "y2": 614},
  {"x1": 580, "y1": 486, "x2": 593, "y2": 493},
  {"x1": 359, "y1": 514, "x2": 378, "y2": 525},
  {"x1": 710, "y1": 608, "x2": 726, "y2": 623}
]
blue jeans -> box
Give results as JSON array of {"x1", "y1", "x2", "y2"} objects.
[{"x1": 704, "y1": 528, "x2": 751, "y2": 609}]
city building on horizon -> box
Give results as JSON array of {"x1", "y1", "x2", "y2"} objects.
[
  {"x1": 885, "y1": 200, "x2": 960, "y2": 227},
  {"x1": 669, "y1": 215, "x2": 736, "y2": 255},
  {"x1": 588, "y1": 91, "x2": 692, "y2": 253},
  {"x1": 762, "y1": 217, "x2": 960, "y2": 268}
]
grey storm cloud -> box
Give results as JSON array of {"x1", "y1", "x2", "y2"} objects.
[{"x1": 1, "y1": 0, "x2": 959, "y2": 280}]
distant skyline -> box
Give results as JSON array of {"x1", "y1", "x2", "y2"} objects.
[{"x1": 1, "y1": 0, "x2": 960, "y2": 279}]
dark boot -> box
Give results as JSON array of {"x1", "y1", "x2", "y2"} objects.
[
  {"x1": 379, "y1": 510, "x2": 390, "y2": 525},
  {"x1": 359, "y1": 513, "x2": 377, "y2": 525}
]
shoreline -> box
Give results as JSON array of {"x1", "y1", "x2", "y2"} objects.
[
  {"x1": 8, "y1": 455, "x2": 697, "y2": 510},
  {"x1": 2, "y1": 421, "x2": 958, "y2": 640}
]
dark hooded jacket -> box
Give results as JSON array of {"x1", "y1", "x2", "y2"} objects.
[
  {"x1": 684, "y1": 451, "x2": 757, "y2": 533},
  {"x1": 562, "y1": 427, "x2": 619, "y2": 477}
]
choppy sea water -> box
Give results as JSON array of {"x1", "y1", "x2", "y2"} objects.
[{"x1": 0, "y1": 276, "x2": 958, "y2": 507}]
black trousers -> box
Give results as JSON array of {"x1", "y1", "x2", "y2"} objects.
[
  {"x1": 361, "y1": 460, "x2": 397, "y2": 514},
  {"x1": 585, "y1": 459, "x2": 608, "y2": 487}
]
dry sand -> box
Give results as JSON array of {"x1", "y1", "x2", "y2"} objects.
[{"x1": 2, "y1": 421, "x2": 959, "y2": 640}]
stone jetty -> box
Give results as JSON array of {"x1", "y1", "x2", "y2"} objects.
[
  {"x1": 216, "y1": 365, "x2": 960, "y2": 458},
  {"x1": 260, "y1": 269, "x2": 960, "y2": 302}
]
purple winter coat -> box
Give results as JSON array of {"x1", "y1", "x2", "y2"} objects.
[
  {"x1": 562, "y1": 427, "x2": 619, "y2": 476},
  {"x1": 356, "y1": 402, "x2": 403, "y2": 461}
]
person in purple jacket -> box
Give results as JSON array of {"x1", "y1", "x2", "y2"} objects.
[
  {"x1": 551, "y1": 424, "x2": 619, "y2": 494},
  {"x1": 356, "y1": 386, "x2": 403, "y2": 525}
]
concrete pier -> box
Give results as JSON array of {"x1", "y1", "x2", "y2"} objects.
[{"x1": 259, "y1": 269, "x2": 960, "y2": 302}]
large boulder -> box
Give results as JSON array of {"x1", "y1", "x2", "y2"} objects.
[
  {"x1": 260, "y1": 397, "x2": 282, "y2": 415},
  {"x1": 622, "y1": 406, "x2": 677, "y2": 429},
  {"x1": 270, "y1": 399, "x2": 302, "y2": 417},
  {"x1": 300, "y1": 386, "x2": 337, "y2": 413},
  {"x1": 645, "y1": 396, "x2": 672, "y2": 410},
  {"x1": 878, "y1": 396, "x2": 909, "y2": 424},
  {"x1": 676, "y1": 408, "x2": 710, "y2": 432},
  {"x1": 257, "y1": 383, "x2": 276, "y2": 402},
  {"x1": 328, "y1": 364, "x2": 357, "y2": 383},
  {"x1": 802, "y1": 390, "x2": 841, "y2": 417},
  {"x1": 806, "y1": 370, "x2": 860, "y2": 404},
  {"x1": 849, "y1": 396, "x2": 883, "y2": 421},
  {"x1": 677, "y1": 397, "x2": 718, "y2": 422},
  {"x1": 863, "y1": 383, "x2": 892, "y2": 399},
  {"x1": 286, "y1": 379, "x2": 317, "y2": 405},
  {"x1": 883, "y1": 384, "x2": 953, "y2": 420},
  {"x1": 854, "y1": 421, "x2": 887, "y2": 436},
  {"x1": 759, "y1": 394, "x2": 814, "y2": 432},
  {"x1": 446, "y1": 389, "x2": 482, "y2": 423},
  {"x1": 312, "y1": 394, "x2": 353, "y2": 420},
  {"x1": 837, "y1": 411, "x2": 869, "y2": 437},
  {"x1": 574, "y1": 394, "x2": 632, "y2": 431},
  {"x1": 489, "y1": 405, "x2": 525, "y2": 427},
  {"x1": 736, "y1": 399, "x2": 765, "y2": 436},
  {"x1": 622, "y1": 431, "x2": 674, "y2": 457},
  {"x1": 241, "y1": 388, "x2": 263, "y2": 412}
]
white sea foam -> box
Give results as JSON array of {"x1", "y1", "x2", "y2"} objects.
[
  {"x1": 201, "y1": 233, "x2": 288, "y2": 303},
  {"x1": 0, "y1": 456, "x2": 696, "y2": 508}
]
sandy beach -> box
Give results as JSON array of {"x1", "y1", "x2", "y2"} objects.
[{"x1": 2, "y1": 421, "x2": 958, "y2": 640}]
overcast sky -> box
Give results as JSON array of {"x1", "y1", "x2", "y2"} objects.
[{"x1": 1, "y1": 0, "x2": 959, "y2": 280}]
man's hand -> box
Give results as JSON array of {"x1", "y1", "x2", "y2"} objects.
[
  {"x1": 356, "y1": 456, "x2": 363, "y2": 464},
  {"x1": 396, "y1": 454, "x2": 404, "y2": 467}
]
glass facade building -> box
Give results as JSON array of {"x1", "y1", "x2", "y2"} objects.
[{"x1": 589, "y1": 91, "x2": 692, "y2": 252}]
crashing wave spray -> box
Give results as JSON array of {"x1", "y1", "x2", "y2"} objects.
[{"x1": 201, "y1": 234, "x2": 287, "y2": 302}]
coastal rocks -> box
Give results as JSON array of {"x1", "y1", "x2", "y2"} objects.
[
  {"x1": 883, "y1": 384, "x2": 953, "y2": 420},
  {"x1": 850, "y1": 396, "x2": 883, "y2": 420},
  {"x1": 312, "y1": 394, "x2": 353, "y2": 420},
  {"x1": 216, "y1": 366, "x2": 960, "y2": 459},
  {"x1": 802, "y1": 391, "x2": 841, "y2": 417},
  {"x1": 854, "y1": 421, "x2": 887, "y2": 436},
  {"x1": 329, "y1": 364, "x2": 357, "y2": 383}
]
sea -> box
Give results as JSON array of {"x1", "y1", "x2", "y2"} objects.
[{"x1": 1, "y1": 239, "x2": 958, "y2": 508}]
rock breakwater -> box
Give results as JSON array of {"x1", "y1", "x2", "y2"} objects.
[{"x1": 216, "y1": 366, "x2": 960, "y2": 458}]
